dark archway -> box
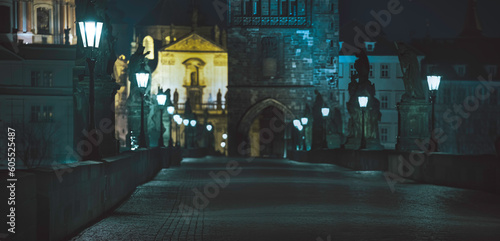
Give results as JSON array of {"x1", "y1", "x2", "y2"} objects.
[{"x1": 236, "y1": 98, "x2": 293, "y2": 158}]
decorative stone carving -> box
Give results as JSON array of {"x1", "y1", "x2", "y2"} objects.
[{"x1": 164, "y1": 33, "x2": 225, "y2": 52}]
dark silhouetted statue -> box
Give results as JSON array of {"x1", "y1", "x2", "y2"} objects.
[{"x1": 395, "y1": 42, "x2": 426, "y2": 100}]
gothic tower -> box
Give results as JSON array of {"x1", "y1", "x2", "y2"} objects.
[{"x1": 226, "y1": 0, "x2": 340, "y2": 157}]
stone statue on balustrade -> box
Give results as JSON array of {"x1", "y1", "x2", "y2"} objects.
[
  {"x1": 395, "y1": 42, "x2": 426, "y2": 101},
  {"x1": 173, "y1": 88, "x2": 179, "y2": 109},
  {"x1": 344, "y1": 49, "x2": 383, "y2": 150},
  {"x1": 311, "y1": 89, "x2": 325, "y2": 150},
  {"x1": 394, "y1": 42, "x2": 430, "y2": 151}
]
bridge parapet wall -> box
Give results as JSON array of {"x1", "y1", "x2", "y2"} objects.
[{"x1": 0, "y1": 148, "x2": 172, "y2": 241}]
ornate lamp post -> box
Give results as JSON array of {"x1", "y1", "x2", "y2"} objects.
[
  {"x1": 293, "y1": 119, "x2": 302, "y2": 150},
  {"x1": 222, "y1": 133, "x2": 228, "y2": 156},
  {"x1": 173, "y1": 113, "x2": 182, "y2": 146},
  {"x1": 135, "y1": 63, "x2": 149, "y2": 148},
  {"x1": 78, "y1": 1, "x2": 103, "y2": 161},
  {"x1": 190, "y1": 120, "x2": 197, "y2": 148},
  {"x1": 166, "y1": 105, "x2": 175, "y2": 147},
  {"x1": 321, "y1": 107, "x2": 330, "y2": 148},
  {"x1": 427, "y1": 75, "x2": 441, "y2": 152},
  {"x1": 206, "y1": 124, "x2": 213, "y2": 150},
  {"x1": 156, "y1": 90, "x2": 167, "y2": 147},
  {"x1": 182, "y1": 119, "x2": 189, "y2": 148},
  {"x1": 301, "y1": 117, "x2": 308, "y2": 150},
  {"x1": 358, "y1": 96, "x2": 369, "y2": 150}
]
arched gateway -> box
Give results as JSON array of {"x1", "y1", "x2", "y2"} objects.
[{"x1": 236, "y1": 98, "x2": 294, "y2": 158}]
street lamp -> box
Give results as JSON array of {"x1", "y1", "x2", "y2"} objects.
[
  {"x1": 301, "y1": 117, "x2": 309, "y2": 126},
  {"x1": 358, "y1": 96, "x2": 369, "y2": 150},
  {"x1": 78, "y1": 1, "x2": 103, "y2": 161},
  {"x1": 182, "y1": 119, "x2": 189, "y2": 148},
  {"x1": 206, "y1": 124, "x2": 213, "y2": 132},
  {"x1": 165, "y1": 105, "x2": 175, "y2": 147},
  {"x1": 136, "y1": 62, "x2": 149, "y2": 148},
  {"x1": 301, "y1": 117, "x2": 308, "y2": 150},
  {"x1": 293, "y1": 119, "x2": 303, "y2": 150},
  {"x1": 173, "y1": 114, "x2": 181, "y2": 146},
  {"x1": 156, "y1": 91, "x2": 167, "y2": 147},
  {"x1": 221, "y1": 141, "x2": 227, "y2": 156},
  {"x1": 427, "y1": 75, "x2": 441, "y2": 152},
  {"x1": 321, "y1": 107, "x2": 330, "y2": 148}
]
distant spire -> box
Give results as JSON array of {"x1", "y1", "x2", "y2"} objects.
[
  {"x1": 191, "y1": 0, "x2": 199, "y2": 31},
  {"x1": 460, "y1": 0, "x2": 482, "y2": 37}
]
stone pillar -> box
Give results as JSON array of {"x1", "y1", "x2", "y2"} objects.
[
  {"x1": 72, "y1": 4, "x2": 76, "y2": 41},
  {"x1": 17, "y1": 0, "x2": 23, "y2": 33},
  {"x1": 26, "y1": 0, "x2": 32, "y2": 33},
  {"x1": 396, "y1": 100, "x2": 431, "y2": 151},
  {"x1": 60, "y1": 2, "x2": 65, "y2": 34}
]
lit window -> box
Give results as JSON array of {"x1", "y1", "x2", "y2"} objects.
[
  {"x1": 350, "y1": 64, "x2": 356, "y2": 77},
  {"x1": 381, "y1": 95, "x2": 389, "y2": 109},
  {"x1": 31, "y1": 105, "x2": 54, "y2": 122},
  {"x1": 381, "y1": 64, "x2": 390, "y2": 78},
  {"x1": 381, "y1": 128, "x2": 388, "y2": 142},
  {"x1": 365, "y1": 42, "x2": 375, "y2": 52},
  {"x1": 31, "y1": 71, "x2": 53, "y2": 87}
]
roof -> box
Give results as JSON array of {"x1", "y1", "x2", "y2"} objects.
[
  {"x1": 412, "y1": 37, "x2": 500, "y2": 80},
  {"x1": 339, "y1": 21, "x2": 423, "y2": 56},
  {"x1": 162, "y1": 32, "x2": 226, "y2": 52}
]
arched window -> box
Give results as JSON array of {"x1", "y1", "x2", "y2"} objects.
[
  {"x1": 262, "y1": 37, "x2": 279, "y2": 78},
  {"x1": 142, "y1": 36, "x2": 154, "y2": 60}
]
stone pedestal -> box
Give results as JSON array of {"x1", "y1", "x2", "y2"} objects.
[{"x1": 396, "y1": 100, "x2": 430, "y2": 151}]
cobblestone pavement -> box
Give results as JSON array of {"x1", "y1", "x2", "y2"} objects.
[{"x1": 71, "y1": 157, "x2": 500, "y2": 241}]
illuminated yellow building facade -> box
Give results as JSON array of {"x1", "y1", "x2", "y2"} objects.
[{"x1": 127, "y1": 0, "x2": 229, "y2": 153}]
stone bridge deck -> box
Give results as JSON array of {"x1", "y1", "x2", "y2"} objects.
[{"x1": 71, "y1": 157, "x2": 500, "y2": 241}]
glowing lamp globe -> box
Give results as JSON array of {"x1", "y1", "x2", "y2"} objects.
[
  {"x1": 358, "y1": 96, "x2": 369, "y2": 108},
  {"x1": 156, "y1": 94, "x2": 167, "y2": 106},
  {"x1": 321, "y1": 107, "x2": 330, "y2": 117},
  {"x1": 427, "y1": 76, "x2": 441, "y2": 91},
  {"x1": 293, "y1": 119, "x2": 301, "y2": 128},
  {"x1": 167, "y1": 106, "x2": 175, "y2": 115},
  {"x1": 135, "y1": 63, "x2": 149, "y2": 89},
  {"x1": 301, "y1": 117, "x2": 309, "y2": 126},
  {"x1": 78, "y1": 2, "x2": 103, "y2": 49}
]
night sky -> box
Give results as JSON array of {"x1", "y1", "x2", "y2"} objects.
[{"x1": 107, "y1": 0, "x2": 500, "y2": 56}]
